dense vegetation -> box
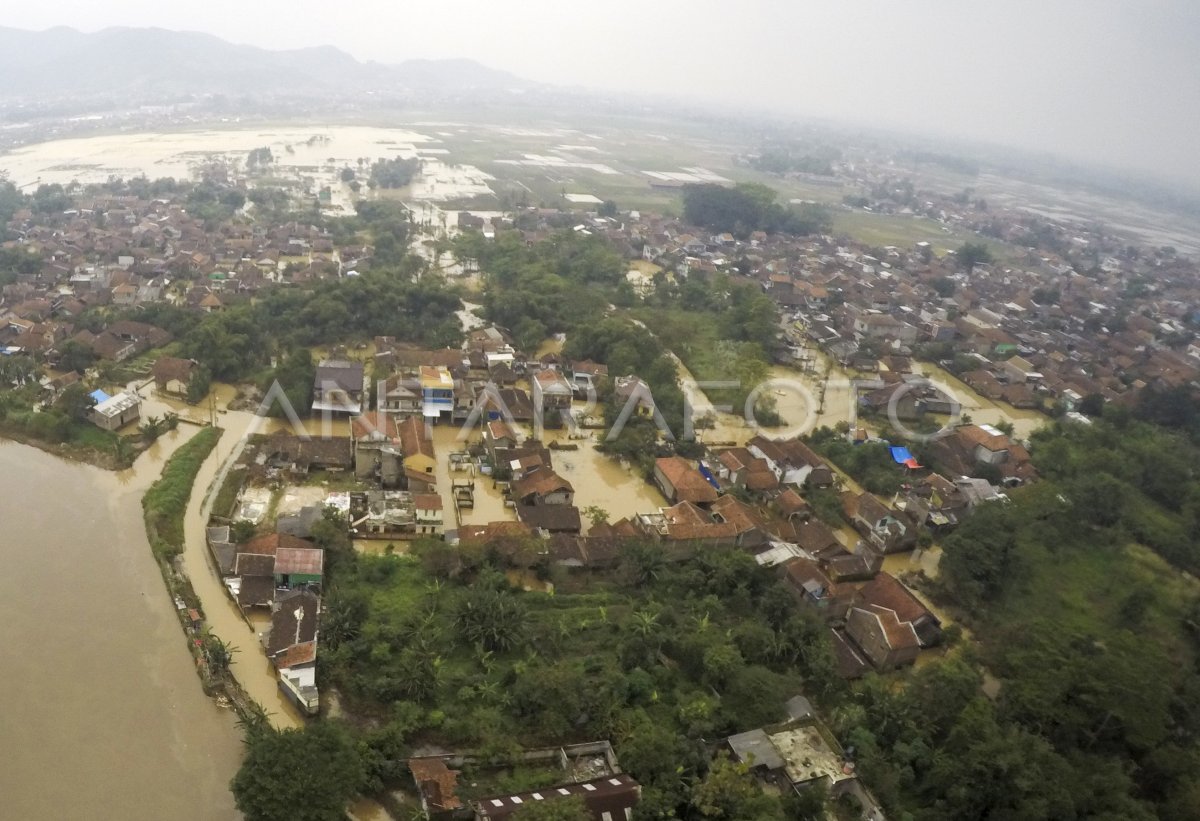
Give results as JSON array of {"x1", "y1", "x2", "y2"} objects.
[
  {"x1": 749, "y1": 143, "x2": 840, "y2": 176},
  {"x1": 807, "y1": 427, "x2": 906, "y2": 495},
  {"x1": 454, "y1": 228, "x2": 626, "y2": 352},
  {"x1": 910, "y1": 417, "x2": 1200, "y2": 819},
  {"x1": 0, "y1": 367, "x2": 130, "y2": 464},
  {"x1": 233, "y1": 718, "x2": 367, "y2": 821},
  {"x1": 632, "y1": 272, "x2": 783, "y2": 430},
  {"x1": 142, "y1": 427, "x2": 222, "y2": 559},
  {"x1": 562, "y1": 316, "x2": 689, "y2": 470},
  {"x1": 316, "y1": 542, "x2": 838, "y2": 819},
  {"x1": 368, "y1": 157, "x2": 421, "y2": 189},
  {"x1": 681, "y1": 182, "x2": 832, "y2": 238},
  {"x1": 112, "y1": 270, "x2": 461, "y2": 395}
]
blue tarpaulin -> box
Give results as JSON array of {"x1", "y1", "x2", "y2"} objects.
[
  {"x1": 890, "y1": 446, "x2": 921, "y2": 469},
  {"x1": 698, "y1": 462, "x2": 722, "y2": 491},
  {"x1": 90, "y1": 389, "x2": 111, "y2": 404}
]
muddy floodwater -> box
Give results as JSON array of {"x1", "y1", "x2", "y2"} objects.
[
  {"x1": 0, "y1": 437, "x2": 243, "y2": 820},
  {"x1": 0, "y1": 125, "x2": 495, "y2": 214}
]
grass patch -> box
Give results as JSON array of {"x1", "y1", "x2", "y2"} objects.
[
  {"x1": 210, "y1": 464, "x2": 247, "y2": 521},
  {"x1": 142, "y1": 426, "x2": 222, "y2": 559},
  {"x1": 832, "y1": 209, "x2": 1018, "y2": 262}
]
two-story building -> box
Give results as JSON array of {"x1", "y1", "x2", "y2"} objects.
[
  {"x1": 420, "y1": 365, "x2": 455, "y2": 422},
  {"x1": 312, "y1": 359, "x2": 365, "y2": 415}
]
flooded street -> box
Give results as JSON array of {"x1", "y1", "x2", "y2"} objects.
[
  {"x1": 0, "y1": 437, "x2": 243, "y2": 820},
  {"x1": 186, "y1": 409, "x2": 306, "y2": 727},
  {"x1": 911, "y1": 363, "x2": 1047, "y2": 440}
]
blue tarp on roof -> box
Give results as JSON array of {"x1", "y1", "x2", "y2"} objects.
[
  {"x1": 890, "y1": 446, "x2": 915, "y2": 464},
  {"x1": 90, "y1": 389, "x2": 111, "y2": 404},
  {"x1": 698, "y1": 462, "x2": 722, "y2": 492}
]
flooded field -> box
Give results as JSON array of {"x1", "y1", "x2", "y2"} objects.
[
  {"x1": 0, "y1": 437, "x2": 243, "y2": 819},
  {"x1": 0, "y1": 125, "x2": 499, "y2": 214}
]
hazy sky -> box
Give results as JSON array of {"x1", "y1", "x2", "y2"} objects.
[{"x1": 7, "y1": 1, "x2": 1199, "y2": 185}]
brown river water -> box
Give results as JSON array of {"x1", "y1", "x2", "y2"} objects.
[{"x1": 0, "y1": 434, "x2": 243, "y2": 820}]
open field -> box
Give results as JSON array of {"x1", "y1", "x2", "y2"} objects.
[
  {"x1": 3, "y1": 107, "x2": 1173, "y2": 255},
  {"x1": 831, "y1": 209, "x2": 1020, "y2": 261}
]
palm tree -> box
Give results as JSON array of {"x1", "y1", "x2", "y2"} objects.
[
  {"x1": 629, "y1": 609, "x2": 660, "y2": 639},
  {"x1": 202, "y1": 631, "x2": 238, "y2": 677}
]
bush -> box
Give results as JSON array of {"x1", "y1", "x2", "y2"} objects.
[{"x1": 142, "y1": 427, "x2": 222, "y2": 558}]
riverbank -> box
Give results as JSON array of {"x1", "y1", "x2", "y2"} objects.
[
  {"x1": 0, "y1": 419, "x2": 137, "y2": 471},
  {"x1": 140, "y1": 426, "x2": 264, "y2": 718}
]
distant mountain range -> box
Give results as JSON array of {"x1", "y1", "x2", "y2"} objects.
[{"x1": 0, "y1": 26, "x2": 536, "y2": 100}]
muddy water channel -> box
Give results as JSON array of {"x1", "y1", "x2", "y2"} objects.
[
  {"x1": 0, "y1": 437, "x2": 243, "y2": 820},
  {"x1": 184, "y1": 410, "x2": 306, "y2": 727}
]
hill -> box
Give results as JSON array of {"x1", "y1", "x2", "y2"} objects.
[{"x1": 0, "y1": 26, "x2": 534, "y2": 101}]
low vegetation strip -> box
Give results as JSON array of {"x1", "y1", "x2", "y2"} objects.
[{"x1": 143, "y1": 426, "x2": 222, "y2": 559}]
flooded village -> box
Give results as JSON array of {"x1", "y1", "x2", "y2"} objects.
[{"x1": 4, "y1": 114, "x2": 1200, "y2": 820}]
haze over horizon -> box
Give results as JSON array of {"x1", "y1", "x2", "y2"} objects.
[{"x1": 6, "y1": 1, "x2": 1199, "y2": 189}]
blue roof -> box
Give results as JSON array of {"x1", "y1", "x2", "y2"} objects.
[
  {"x1": 890, "y1": 446, "x2": 914, "y2": 464},
  {"x1": 698, "y1": 462, "x2": 722, "y2": 491},
  {"x1": 90, "y1": 389, "x2": 111, "y2": 403}
]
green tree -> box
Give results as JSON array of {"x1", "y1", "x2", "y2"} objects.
[
  {"x1": 57, "y1": 339, "x2": 96, "y2": 374},
  {"x1": 932, "y1": 276, "x2": 956, "y2": 297},
  {"x1": 56, "y1": 382, "x2": 96, "y2": 422},
  {"x1": 691, "y1": 754, "x2": 784, "y2": 820},
  {"x1": 231, "y1": 722, "x2": 367, "y2": 821},
  {"x1": 455, "y1": 586, "x2": 528, "y2": 652},
  {"x1": 187, "y1": 364, "x2": 212, "y2": 405},
  {"x1": 956, "y1": 241, "x2": 994, "y2": 271}
]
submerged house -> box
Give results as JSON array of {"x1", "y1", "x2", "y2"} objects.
[
  {"x1": 266, "y1": 589, "x2": 320, "y2": 715},
  {"x1": 311, "y1": 359, "x2": 366, "y2": 414}
]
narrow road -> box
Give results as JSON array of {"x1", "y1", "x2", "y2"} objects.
[{"x1": 180, "y1": 407, "x2": 303, "y2": 729}]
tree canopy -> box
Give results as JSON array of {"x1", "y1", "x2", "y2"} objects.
[
  {"x1": 681, "y1": 182, "x2": 831, "y2": 238},
  {"x1": 231, "y1": 722, "x2": 367, "y2": 821}
]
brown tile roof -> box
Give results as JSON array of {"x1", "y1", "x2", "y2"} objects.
[
  {"x1": 275, "y1": 640, "x2": 317, "y2": 668},
  {"x1": 830, "y1": 628, "x2": 870, "y2": 679},
  {"x1": 486, "y1": 419, "x2": 518, "y2": 442},
  {"x1": 268, "y1": 590, "x2": 320, "y2": 655},
  {"x1": 511, "y1": 466, "x2": 573, "y2": 500},
  {"x1": 242, "y1": 533, "x2": 314, "y2": 556},
  {"x1": 517, "y1": 503, "x2": 582, "y2": 533},
  {"x1": 414, "y1": 493, "x2": 443, "y2": 511},
  {"x1": 399, "y1": 415, "x2": 435, "y2": 459},
  {"x1": 865, "y1": 604, "x2": 920, "y2": 651},
  {"x1": 409, "y1": 758, "x2": 463, "y2": 812},
  {"x1": 710, "y1": 495, "x2": 769, "y2": 535},
  {"x1": 856, "y1": 572, "x2": 931, "y2": 625},
  {"x1": 274, "y1": 547, "x2": 324, "y2": 576},
  {"x1": 457, "y1": 521, "x2": 535, "y2": 544},
  {"x1": 844, "y1": 491, "x2": 892, "y2": 526},
  {"x1": 236, "y1": 575, "x2": 275, "y2": 608},
  {"x1": 790, "y1": 519, "x2": 841, "y2": 554},
  {"x1": 954, "y1": 424, "x2": 1010, "y2": 452},
  {"x1": 785, "y1": 557, "x2": 838, "y2": 595},
  {"x1": 152, "y1": 355, "x2": 195, "y2": 387},
  {"x1": 776, "y1": 488, "x2": 810, "y2": 518},
  {"x1": 236, "y1": 552, "x2": 276, "y2": 577},
  {"x1": 655, "y1": 456, "x2": 718, "y2": 503},
  {"x1": 351, "y1": 411, "x2": 400, "y2": 441}
]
